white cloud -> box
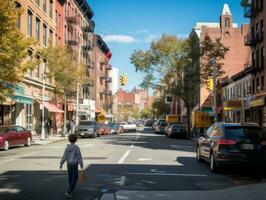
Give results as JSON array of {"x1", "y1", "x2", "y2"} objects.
[
  {"x1": 135, "y1": 29, "x2": 149, "y2": 34},
  {"x1": 177, "y1": 34, "x2": 189, "y2": 39},
  {"x1": 102, "y1": 35, "x2": 138, "y2": 44},
  {"x1": 145, "y1": 34, "x2": 160, "y2": 43}
]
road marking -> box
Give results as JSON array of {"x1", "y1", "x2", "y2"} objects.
[
  {"x1": 114, "y1": 176, "x2": 126, "y2": 186},
  {"x1": 118, "y1": 150, "x2": 131, "y2": 164},
  {"x1": 130, "y1": 144, "x2": 134, "y2": 148},
  {"x1": 138, "y1": 158, "x2": 152, "y2": 161},
  {"x1": 0, "y1": 150, "x2": 46, "y2": 165},
  {"x1": 125, "y1": 173, "x2": 207, "y2": 177},
  {"x1": 150, "y1": 168, "x2": 166, "y2": 173}
]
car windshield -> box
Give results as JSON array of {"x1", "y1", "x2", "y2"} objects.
[
  {"x1": 79, "y1": 121, "x2": 95, "y2": 126},
  {"x1": 172, "y1": 124, "x2": 185, "y2": 129},
  {"x1": 160, "y1": 122, "x2": 167, "y2": 126},
  {"x1": 109, "y1": 123, "x2": 118, "y2": 128},
  {"x1": 224, "y1": 126, "x2": 266, "y2": 140}
]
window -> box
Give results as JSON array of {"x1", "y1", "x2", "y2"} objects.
[
  {"x1": 252, "y1": 79, "x2": 255, "y2": 93},
  {"x1": 36, "y1": 17, "x2": 40, "y2": 41},
  {"x1": 262, "y1": 76, "x2": 264, "y2": 90},
  {"x1": 16, "y1": 2, "x2": 21, "y2": 29},
  {"x1": 252, "y1": 51, "x2": 255, "y2": 68},
  {"x1": 43, "y1": 0, "x2": 47, "y2": 13},
  {"x1": 27, "y1": 10, "x2": 33, "y2": 37},
  {"x1": 224, "y1": 18, "x2": 230, "y2": 28},
  {"x1": 43, "y1": 60, "x2": 47, "y2": 81},
  {"x1": 25, "y1": 104, "x2": 33, "y2": 130},
  {"x1": 35, "y1": 57, "x2": 40, "y2": 79},
  {"x1": 260, "y1": 19, "x2": 264, "y2": 38},
  {"x1": 257, "y1": 77, "x2": 260, "y2": 91},
  {"x1": 43, "y1": 24, "x2": 47, "y2": 46},
  {"x1": 261, "y1": 47, "x2": 265, "y2": 69},
  {"x1": 36, "y1": 0, "x2": 40, "y2": 6},
  {"x1": 256, "y1": 22, "x2": 259, "y2": 38},
  {"x1": 27, "y1": 51, "x2": 33, "y2": 77},
  {"x1": 256, "y1": 49, "x2": 260, "y2": 69},
  {"x1": 49, "y1": 29, "x2": 53, "y2": 45},
  {"x1": 49, "y1": 0, "x2": 53, "y2": 18}
]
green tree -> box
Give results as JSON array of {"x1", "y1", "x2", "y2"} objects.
[
  {"x1": 41, "y1": 46, "x2": 87, "y2": 135},
  {"x1": 0, "y1": 0, "x2": 35, "y2": 99},
  {"x1": 151, "y1": 97, "x2": 170, "y2": 118},
  {"x1": 200, "y1": 35, "x2": 229, "y2": 84},
  {"x1": 140, "y1": 107, "x2": 154, "y2": 119}
]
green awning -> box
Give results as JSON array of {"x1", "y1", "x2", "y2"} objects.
[
  {"x1": 202, "y1": 107, "x2": 213, "y2": 112},
  {"x1": 10, "y1": 85, "x2": 33, "y2": 105}
]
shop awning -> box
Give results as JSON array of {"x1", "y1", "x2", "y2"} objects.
[
  {"x1": 43, "y1": 102, "x2": 64, "y2": 113},
  {"x1": 223, "y1": 100, "x2": 243, "y2": 111},
  {"x1": 10, "y1": 85, "x2": 33, "y2": 104}
]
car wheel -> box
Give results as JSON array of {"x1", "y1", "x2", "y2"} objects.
[
  {"x1": 196, "y1": 146, "x2": 203, "y2": 162},
  {"x1": 210, "y1": 153, "x2": 218, "y2": 173},
  {"x1": 25, "y1": 137, "x2": 31, "y2": 147},
  {"x1": 3, "y1": 140, "x2": 9, "y2": 151}
]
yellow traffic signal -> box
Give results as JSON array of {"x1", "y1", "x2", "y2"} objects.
[
  {"x1": 120, "y1": 74, "x2": 127, "y2": 86},
  {"x1": 207, "y1": 77, "x2": 214, "y2": 91}
]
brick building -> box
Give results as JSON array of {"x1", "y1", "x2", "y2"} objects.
[
  {"x1": 55, "y1": 0, "x2": 65, "y2": 46},
  {"x1": 93, "y1": 35, "x2": 112, "y2": 117},
  {"x1": 190, "y1": 4, "x2": 251, "y2": 116},
  {"x1": 0, "y1": 0, "x2": 64, "y2": 135},
  {"x1": 241, "y1": 0, "x2": 266, "y2": 126}
]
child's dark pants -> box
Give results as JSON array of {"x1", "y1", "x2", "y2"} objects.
[{"x1": 67, "y1": 164, "x2": 79, "y2": 193}]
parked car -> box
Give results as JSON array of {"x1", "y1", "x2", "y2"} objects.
[
  {"x1": 154, "y1": 120, "x2": 167, "y2": 134},
  {"x1": 196, "y1": 122, "x2": 266, "y2": 172},
  {"x1": 119, "y1": 122, "x2": 137, "y2": 133},
  {"x1": 165, "y1": 123, "x2": 187, "y2": 138},
  {"x1": 0, "y1": 125, "x2": 32, "y2": 151},
  {"x1": 108, "y1": 123, "x2": 120, "y2": 134},
  {"x1": 145, "y1": 119, "x2": 154, "y2": 127},
  {"x1": 74, "y1": 120, "x2": 99, "y2": 138}
]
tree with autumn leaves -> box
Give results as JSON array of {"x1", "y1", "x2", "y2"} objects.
[
  {"x1": 0, "y1": 0, "x2": 35, "y2": 99},
  {"x1": 130, "y1": 34, "x2": 229, "y2": 134}
]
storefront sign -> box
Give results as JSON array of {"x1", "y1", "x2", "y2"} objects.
[
  {"x1": 250, "y1": 97, "x2": 265, "y2": 108},
  {"x1": 223, "y1": 100, "x2": 242, "y2": 111}
]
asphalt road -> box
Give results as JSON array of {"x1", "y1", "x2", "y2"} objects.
[{"x1": 0, "y1": 127, "x2": 266, "y2": 200}]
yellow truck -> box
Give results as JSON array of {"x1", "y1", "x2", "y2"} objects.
[
  {"x1": 192, "y1": 111, "x2": 211, "y2": 136},
  {"x1": 166, "y1": 114, "x2": 180, "y2": 124}
]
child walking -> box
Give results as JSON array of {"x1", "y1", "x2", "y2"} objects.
[{"x1": 60, "y1": 134, "x2": 84, "y2": 198}]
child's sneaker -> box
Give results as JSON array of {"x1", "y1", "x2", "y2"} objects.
[{"x1": 65, "y1": 192, "x2": 72, "y2": 198}]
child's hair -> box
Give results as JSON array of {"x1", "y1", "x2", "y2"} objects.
[{"x1": 68, "y1": 134, "x2": 77, "y2": 143}]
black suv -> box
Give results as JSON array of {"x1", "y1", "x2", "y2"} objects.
[{"x1": 196, "y1": 122, "x2": 266, "y2": 172}]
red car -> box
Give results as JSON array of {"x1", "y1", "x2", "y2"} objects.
[{"x1": 0, "y1": 125, "x2": 32, "y2": 151}]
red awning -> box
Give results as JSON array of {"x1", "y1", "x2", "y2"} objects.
[{"x1": 43, "y1": 102, "x2": 64, "y2": 113}]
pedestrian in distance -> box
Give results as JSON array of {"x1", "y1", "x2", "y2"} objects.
[
  {"x1": 60, "y1": 134, "x2": 84, "y2": 198},
  {"x1": 66, "y1": 120, "x2": 72, "y2": 135}
]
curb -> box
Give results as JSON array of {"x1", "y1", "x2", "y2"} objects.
[{"x1": 32, "y1": 136, "x2": 67, "y2": 145}]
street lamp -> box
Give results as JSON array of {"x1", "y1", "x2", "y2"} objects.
[{"x1": 41, "y1": 62, "x2": 46, "y2": 140}]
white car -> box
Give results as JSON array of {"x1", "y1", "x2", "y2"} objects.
[{"x1": 119, "y1": 122, "x2": 137, "y2": 133}]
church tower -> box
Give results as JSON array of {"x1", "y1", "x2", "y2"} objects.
[{"x1": 220, "y1": 4, "x2": 233, "y2": 33}]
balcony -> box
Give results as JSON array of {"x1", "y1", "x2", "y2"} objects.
[
  {"x1": 107, "y1": 77, "x2": 112, "y2": 83},
  {"x1": 244, "y1": 32, "x2": 256, "y2": 46},
  {"x1": 82, "y1": 20, "x2": 95, "y2": 33},
  {"x1": 242, "y1": 0, "x2": 263, "y2": 18},
  {"x1": 66, "y1": 16, "x2": 78, "y2": 24},
  {"x1": 107, "y1": 65, "x2": 112, "y2": 70},
  {"x1": 82, "y1": 42, "x2": 93, "y2": 51}
]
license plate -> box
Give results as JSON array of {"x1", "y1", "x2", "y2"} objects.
[
  {"x1": 242, "y1": 144, "x2": 254, "y2": 150},
  {"x1": 81, "y1": 133, "x2": 85, "y2": 136}
]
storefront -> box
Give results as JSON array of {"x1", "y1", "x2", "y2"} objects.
[
  {"x1": 223, "y1": 99, "x2": 243, "y2": 123},
  {"x1": 248, "y1": 97, "x2": 265, "y2": 126}
]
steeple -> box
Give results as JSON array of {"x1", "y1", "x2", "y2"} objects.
[
  {"x1": 221, "y1": 4, "x2": 232, "y2": 16},
  {"x1": 220, "y1": 3, "x2": 233, "y2": 31}
]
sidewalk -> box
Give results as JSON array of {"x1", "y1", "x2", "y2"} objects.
[{"x1": 32, "y1": 134, "x2": 67, "y2": 145}]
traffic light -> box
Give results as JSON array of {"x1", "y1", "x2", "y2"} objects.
[
  {"x1": 207, "y1": 77, "x2": 214, "y2": 91},
  {"x1": 119, "y1": 74, "x2": 128, "y2": 86}
]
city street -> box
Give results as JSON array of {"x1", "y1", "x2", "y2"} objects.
[{"x1": 1, "y1": 128, "x2": 266, "y2": 200}]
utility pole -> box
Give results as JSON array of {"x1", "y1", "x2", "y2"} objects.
[
  {"x1": 41, "y1": 63, "x2": 46, "y2": 140},
  {"x1": 76, "y1": 43, "x2": 81, "y2": 126},
  {"x1": 211, "y1": 58, "x2": 218, "y2": 122}
]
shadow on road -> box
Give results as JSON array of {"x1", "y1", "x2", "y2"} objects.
[{"x1": 0, "y1": 156, "x2": 238, "y2": 200}]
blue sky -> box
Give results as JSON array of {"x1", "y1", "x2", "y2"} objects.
[{"x1": 88, "y1": 0, "x2": 248, "y2": 92}]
